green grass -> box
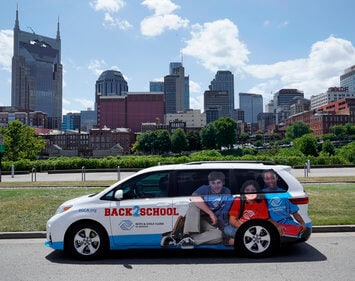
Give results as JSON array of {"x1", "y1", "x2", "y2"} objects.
[
  {"x1": 0, "y1": 187, "x2": 103, "y2": 232},
  {"x1": 0, "y1": 182, "x2": 354, "y2": 232},
  {"x1": 305, "y1": 183, "x2": 355, "y2": 225}
]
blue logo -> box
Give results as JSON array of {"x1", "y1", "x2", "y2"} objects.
[{"x1": 119, "y1": 220, "x2": 134, "y2": 230}]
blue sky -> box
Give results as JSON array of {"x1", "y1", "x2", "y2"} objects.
[{"x1": 0, "y1": 0, "x2": 354, "y2": 115}]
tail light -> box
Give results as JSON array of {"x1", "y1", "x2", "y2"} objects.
[{"x1": 290, "y1": 197, "x2": 309, "y2": 205}]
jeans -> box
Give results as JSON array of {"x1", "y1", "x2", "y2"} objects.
[{"x1": 224, "y1": 224, "x2": 238, "y2": 238}]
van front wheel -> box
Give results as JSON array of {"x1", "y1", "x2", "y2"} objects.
[{"x1": 65, "y1": 222, "x2": 108, "y2": 260}]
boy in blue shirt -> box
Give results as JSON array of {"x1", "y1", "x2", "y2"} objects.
[
  {"x1": 179, "y1": 171, "x2": 233, "y2": 248},
  {"x1": 262, "y1": 170, "x2": 306, "y2": 235}
]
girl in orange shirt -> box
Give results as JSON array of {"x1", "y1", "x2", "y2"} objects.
[{"x1": 224, "y1": 180, "x2": 269, "y2": 245}]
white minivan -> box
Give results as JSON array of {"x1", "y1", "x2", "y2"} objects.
[{"x1": 45, "y1": 161, "x2": 312, "y2": 259}]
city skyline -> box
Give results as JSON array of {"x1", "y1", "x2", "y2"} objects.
[{"x1": 0, "y1": 0, "x2": 354, "y2": 115}]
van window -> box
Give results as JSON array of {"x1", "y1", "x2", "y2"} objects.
[
  {"x1": 122, "y1": 172, "x2": 170, "y2": 199},
  {"x1": 229, "y1": 169, "x2": 288, "y2": 194},
  {"x1": 102, "y1": 172, "x2": 170, "y2": 200},
  {"x1": 176, "y1": 170, "x2": 230, "y2": 196}
]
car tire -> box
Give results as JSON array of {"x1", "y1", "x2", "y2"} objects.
[
  {"x1": 65, "y1": 222, "x2": 108, "y2": 260},
  {"x1": 235, "y1": 219, "x2": 279, "y2": 258}
]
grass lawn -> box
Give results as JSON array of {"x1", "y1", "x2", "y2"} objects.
[
  {"x1": 0, "y1": 187, "x2": 104, "y2": 232},
  {"x1": 0, "y1": 181, "x2": 354, "y2": 232},
  {"x1": 305, "y1": 183, "x2": 355, "y2": 225}
]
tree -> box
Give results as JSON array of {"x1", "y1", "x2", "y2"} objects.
[
  {"x1": 213, "y1": 117, "x2": 237, "y2": 149},
  {"x1": 238, "y1": 132, "x2": 249, "y2": 144},
  {"x1": 155, "y1": 130, "x2": 171, "y2": 154},
  {"x1": 285, "y1": 121, "x2": 312, "y2": 140},
  {"x1": 331, "y1": 125, "x2": 347, "y2": 140},
  {"x1": 200, "y1": 123, "x2": 217, "y2": 150},
  {"x1": 337, "y1": 142, "x2": 355, "y2": 164},
  {"x1": 322, "y1": 140, "x2": 335, "y2": 156},
  {"x1": 171, "y1": 128, "x2": 188, "y2": 153},
  {"x1": 132, "y1": 131, "x2": 157, "y2": 154},
  {"x1": 0, "y1": 120, "x2": 46, "y2": 161},
  {"x1": 345, "y1": 123, "x2": 355, "y2": 136},
  {"x1": 294, "y1": 134, "x2": 318, "y2": 157},
  {"x1": 186, "y1": 131, "x2": 201, "y2": 151},
  {"x1": 132, "y1": 130, "x2": 171, "y2": 155}
]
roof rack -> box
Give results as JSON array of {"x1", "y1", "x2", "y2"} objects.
[{"x1": 186, "y1": 160, "x2": 276, "y2": 165}]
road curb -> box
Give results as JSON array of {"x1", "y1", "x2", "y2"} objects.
[
  {"x1": 0, "y1": 231, "x2": 46, "y2": 239},
  {"x1": 312, "y1": 225, "x2": 355, "y2": 233},
  {"x1": 1, "y1": 225, "x2": 354, "y2": 239}
]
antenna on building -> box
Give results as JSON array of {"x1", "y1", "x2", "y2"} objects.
[
  {"x1": 27, "y1": 26, "x2": 35, "y2": 34},
  {"x1": 180, "y1": 50, "x2": 183, "y2": 65},
  {"x1": 56, "y1": 16, "x2": 61, "y2": 40}
]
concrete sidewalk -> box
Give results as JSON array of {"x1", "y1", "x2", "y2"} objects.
[{"x1": 1, "y1": 167, "x2": 355, "y2": 183}]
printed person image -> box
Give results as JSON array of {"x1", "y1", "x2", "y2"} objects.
[
  {"x1": 224, "y1": 180, "x2": 269, "y2": 245},
  {"x1": 262, "y1": 169, "x2": 306, "y2": 235},
  {"x1": 179, "y1": 171, "x2": 233, "y2": 249}
]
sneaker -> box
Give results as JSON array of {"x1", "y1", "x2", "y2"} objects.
[
  {"x1": 179, "y1": 236, "x2": 195, "y2": 249},
  {"x1": 160, "y1": 235, "x2": 176, "y2": 246}
]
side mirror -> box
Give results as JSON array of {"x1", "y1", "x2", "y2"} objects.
[{"x1": 114, "y1": 189, "x2": 123, "y2": 200}]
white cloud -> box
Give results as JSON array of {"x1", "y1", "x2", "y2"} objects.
[
  {"x1": 90, "y1": 0, "x2": 126, "y2": 12},
  {"x1": 189, "y1": 80, "x2": 202, "y2": 94},
  {"x1": 141, "y1": 0, "x2": 189, "y2": 37},
  {"x1": 190, "y1": 95, "x2": 204, "y2": 111},
  {"x1": 182, "y1": 19, "x2": 250, "y2": 72},
  {"x1": 142, "y1": 0, "x2": 178, "y2": 15},
  {"x1": 88, "y1": 59, "x2": 107, "y2": 76},
  {"x1": 243, "y1": 36, "x2": 355, "y2": 98},
  {"x1": 62, "y1": 108, "x2": 79, "y2": 115},
  {"x1": 90, "y1": 0, "x2": 132, "y2": 30},
  {"x1": 151, "y1": 77, "x2": 164, "y2": 82},
  {"x1": 62, "y1": 98, "x2": 71, "y2": 105},
  {"x1": 0, "y1": 29, "x2": 13, "y2": 71},
  {"x1": 75, "y1": 98, "x2": 94, "y2": 109},
  {"x1": 278, "y1": 20, "x2": 289, "y2": 28},
  {"x1": 103, "y1": 12, "x2": 132, "y2": 29}
]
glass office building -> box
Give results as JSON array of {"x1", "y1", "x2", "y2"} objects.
[
  {"x1": 164, "y1": 63, "x2": 189, "y2": 113},
  {"x1": 239, "y1": 93, "x2": 263, "y2": 124},
  {"x1": 340, "y1": 65, "x2": 355, "y2": 93},
  {"x1": 11, "y1": 8, "x2": 62, "y2": 129},
  {"x1": 209, "y1": 71, "x2": 234, "y2": 114}
]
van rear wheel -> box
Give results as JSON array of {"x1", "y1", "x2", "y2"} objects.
[{"x1": 235, "y1": 219, "x2": 279, "y2": 258}]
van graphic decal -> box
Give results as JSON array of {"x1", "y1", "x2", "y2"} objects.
[
  {"x1": 105, "y1": 207, "x2": 179, "y2": 217},
  {"x1": 119, "y1": 220, "x2": 134, "y2": 230}
]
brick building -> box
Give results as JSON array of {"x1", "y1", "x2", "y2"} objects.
[{"x1": 97, "y1": 92, "x2": 164, "y2": 133}]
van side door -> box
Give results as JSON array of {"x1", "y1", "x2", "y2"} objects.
[{"x1": 108, "y1": 172, "x2": 174, "y2": 249}]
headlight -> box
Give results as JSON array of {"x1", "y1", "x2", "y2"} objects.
[{"x1": 55, "y1": 204, "x2": 73, "y2": 214}]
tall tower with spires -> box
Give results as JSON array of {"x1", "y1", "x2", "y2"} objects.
[{"x1": 11, "y1": 6, "x2": 63, "y2": 129}]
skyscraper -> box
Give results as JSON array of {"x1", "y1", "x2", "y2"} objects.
[
  {"x1": 150, "y1": 81, "x2": 164, "y2": 92},
  {"x1": 340, "y1": 65, "x2": 355, "y2": 93},
  {"x1": 164, "y1": 63, "x2": 189, "y2": 113},
  {"x1": 209, "y1": 70, "x2": 234, "y2": 114},
  {"x1": 239, "y1": 93, "x2": 263, "y2": 124},
  {"x1": 11, "y1": 8, "x2": 62, "y2": 129},
  {"x1": 95, "y1": 70, "x2": 128, "y2": 128},
  {"x1": 62, "y1": 112, "x2": 81, "y2": 131},
  {"x1": 95, "y1": 70, "x2": 128, "y2": 97},
  {"x1": 273, "y1": 89, "x2": 304, "y2": 123},
  {"x1": 204, "y1": 90, "x2": 229, "y2": 123}
]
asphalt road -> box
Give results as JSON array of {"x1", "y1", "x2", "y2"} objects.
[
  {"x1": 0, "y1": 233, "x2": 354, "y2": 281},
  {"x1": 1, "y1": 167, "x2": 355, "y2": 183}
]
